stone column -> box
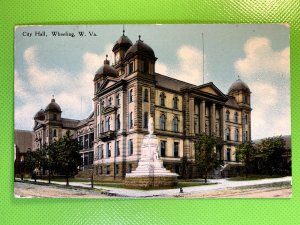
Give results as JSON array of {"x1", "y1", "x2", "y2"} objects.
[
  {"x1": 210, "y1": 103, "x2": 216, "y2": 135},
  {"x1": 220, "y1": 106, "x2": 225, "y2": 140},
  {"x1": 189, "y1": 97, "x2": 195, "y2": 136},
  {"x1": 200, "y1": 100, "x2": 205, "y2": 133}
]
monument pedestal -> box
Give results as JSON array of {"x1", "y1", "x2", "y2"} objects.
[{"x1": 124, "y1": 125, "x2": 178, "y2": 188}]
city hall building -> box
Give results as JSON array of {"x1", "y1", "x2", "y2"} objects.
[{"x1": 32, "y1": 31, "x2": 252, "y2": 179}]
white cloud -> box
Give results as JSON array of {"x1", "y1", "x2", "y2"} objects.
[
  {"x1": 156, "y1": 45, "x2": 205, "y2": 85},
  {"x1": 250, "y1": 82, "x2": 290, "y2": 139},
  {"x1": 235, "y1": 37, "x2": 290, "y2": 78},
  {"x1": 15, "y1": 44, "x2": 113, "y2": 130}
]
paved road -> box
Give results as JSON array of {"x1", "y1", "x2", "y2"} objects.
[{"x1": 15, "y1": 176, "x2": 292, "y2": 198}]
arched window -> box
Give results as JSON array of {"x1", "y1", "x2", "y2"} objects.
[
  {"x1": 143, "y1": 112, "x2": 148, "y2": 129},
  {"x1": 128, "y1": 112, "x2": 133, "y2": 129},
  {"x1": 226, "y1": 110, "x2": 230, "y2": 121},
  {"x1": 143, "y1": 89, "x2": 149, "y2": 102},
  {"x1": 225, "y1": 127, "x2": 230, "y2": 141},
  {"x1": 128, "y1": 61, "x2": 134, "y2": 74},
  {"x1": 160, "y1": 114, "x2": 166, "y2": 130},
  {"x1": 235, "y1": 129, "x2": 239, "y2": 141},
  {"x1": 160, "y1": 92, "x2": 166, "y2": 106},
  {"x1": 53, "y1": 114, "x2": 57, "y2": 121},
  {"x1": 128, "y1": 89, "x2": 133, "y2": 103},
  {"x1": 53, "y1": 129, "x2": 57, "y2": 137},
  {"x1": 172, "y1": 117, "x2": 178, "y2": 132},
  {"x1": 116, "y1": 114, "x2": 120, "y2": 130},
  {"x1": 234, "y1": 112, "x2": 238, "y2": 123},
  {"x1": 173, "y1": 96, "x2": 178, "y2": 109}
]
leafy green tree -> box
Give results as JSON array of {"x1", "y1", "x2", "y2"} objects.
[
  {"x1": 56, "y1": 130, "x2": 82, "y2": 186},
  {"x1": 259, "y1": 136, "x2": 286, "y2": 175},
  {"x1": 235, "y1": 142, "x2": 256, "y2": 177},
  {"x1": 194, "y1": 133, "x2": 223, "y2": 183},
  {"x1": 24, "y1": 149, "x2": 39, "y2": 176}
]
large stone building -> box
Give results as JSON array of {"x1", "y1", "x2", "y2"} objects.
[{"x1": 31, "y1": 31, "x2": 252, "y2": 179}]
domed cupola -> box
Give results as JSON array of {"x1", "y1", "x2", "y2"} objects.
[
  {"x1": 34, "y1": 108, "x2": 45, "y2": 121},
  {"x1": 112, "y1": 30, "x2": 133, "y2": 53},
  {"x1": 93, "y1": 55, "x2": 118, "y2": 81},
  {"x1": 228, "y1": 78, "x2": 251, "y2": 107},
  {"x1": 45, "y1": 98, "x2": 62, "y2": 113},
  {"x1": 228, "y1": 78, "x2": 250, "y2": 94},
  {"x1": 112, "y1": 29, "x2": 133, "y2": 66},
  {"x1": 124, "y1": 35, "x2": 156, "y2": 61}
]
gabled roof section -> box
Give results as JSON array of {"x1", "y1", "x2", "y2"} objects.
[
  {"x1": 99, "y1": 77, "x2": 119, "y2": 91},
  {"x1": 190, "y1": 82, "x2": 228, "y2": 99}
]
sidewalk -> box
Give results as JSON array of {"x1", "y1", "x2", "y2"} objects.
[{"x1": 15, "y1": 176, "x2": 292, "y2": 198}]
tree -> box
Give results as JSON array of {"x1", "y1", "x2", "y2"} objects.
[
  {"x1": 194, "y1": 133, "x2": 223, "y2": 183},
  {"x1": 24, "y1": 149, "x2": 39, "y2": 178},
  {"x1": 235, "y1": 142, "x2": 256, "y2": 177},
  {"x1": 259, "y1": 136, "x2": 286, "y2": 175},
  {"x1": 56, "y1": 130, "x2": 82, "y2": 186}
]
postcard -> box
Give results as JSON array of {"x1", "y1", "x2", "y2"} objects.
[{"x1": 14, "y1": 24, "x2": 291, "y2": 198}]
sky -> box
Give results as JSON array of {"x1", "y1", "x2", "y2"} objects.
[{"x1": 14, "y1": 24, "x2": 290, "y2": 140}]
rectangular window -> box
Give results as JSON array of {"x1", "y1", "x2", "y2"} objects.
[
  {"x1": 106, "y1": 165, "x2": 110, "y2": 175},
  {"x1": 88, "y1": 152, "x2": 94, "y2": 165},
  {"x1": 143, "y1": 112, "x2": 148, "y2": 129},
  {"x1": 128, "y1": 164, "x2": 132, "y2": 173},
  {"x1": 173, "y1": 142, "x2": 179, "y2": 157},
  {"x1": 116, "y1": 141, "x2": 120, "y2": 156},
  {"x1": 160, "y1": 141, "x2": 166, "y2": 157},
  {"x1": 97, "y1": 104, "x2": 100, "y2": 116},
  {"x1": 128, "y1": 139, "x2": 133, "y2": 156},
  {"x1": 99, "y1": 144, "x2": 103, "y2": 159},
  {"x1": 227, "y1": 149, "x2": 231, "y2": 161}
]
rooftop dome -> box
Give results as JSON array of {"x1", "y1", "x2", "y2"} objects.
[
  {"x1": 124, "y1": 36, "x2": 156, "y2": 60},
  {"x1": 112, "y1": 32, "x2": 133, "y2": 52},
  {"x1": 94, "y1": 56, "x2": 118, "y2": 81},
  {"x1": 34, "y1": 108, "x2": 45, "y2": 121},
  {"x1": 228, "y1": 78, "x2": 250, "y2": 94},
  {"x1": 45, "y1": 98, "x2": 62, "y2": 112}
]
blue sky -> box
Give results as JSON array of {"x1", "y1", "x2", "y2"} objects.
[{"x1": 14, "y1": 24, "x2": 290, "y2": 139}]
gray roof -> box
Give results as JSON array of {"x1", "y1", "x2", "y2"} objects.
[
  {"x1": 14, "y1": 130, "x2": 34, "y2": 153},
  {"x1": 155, "y1": 73, "x2": 195, "y2": 92},
  {"x1": 61, "y1": 118, "x2": 80, "y2": 129},
  {"x1": 225, "y1": 96, "x2": 240, "y2": 109}
]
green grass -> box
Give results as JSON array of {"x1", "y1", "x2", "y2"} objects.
[{"x1": 227, "y1": 174, "x2": 285, "y2": 181}]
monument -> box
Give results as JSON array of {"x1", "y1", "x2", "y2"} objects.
[{"x1": 124, "y1": 117, "x2": 178, "y2": 188}]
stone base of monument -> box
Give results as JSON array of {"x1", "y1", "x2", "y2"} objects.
[
  {"x1": 124, "y1": 159, "x2": 178, "y2": 188},
  {"x1": 124, "y1": 175, "x2": 178, "y2": 188}
]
